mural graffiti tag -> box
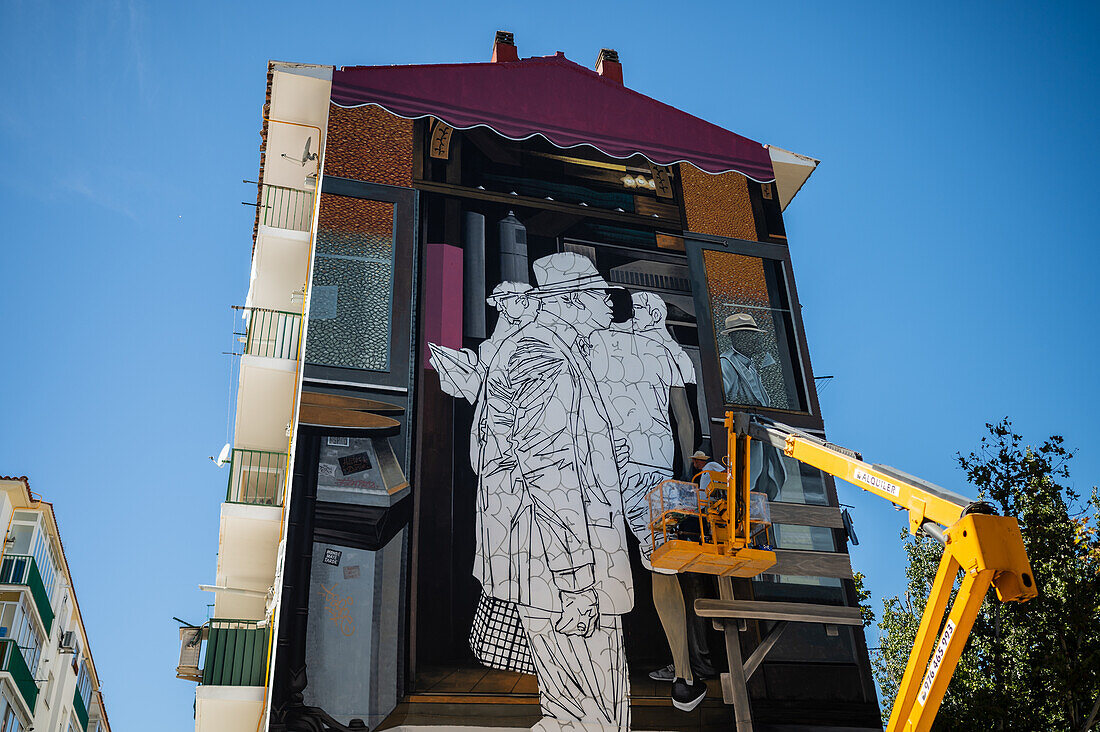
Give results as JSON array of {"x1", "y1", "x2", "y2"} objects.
[{"x1": 319, "y1": 582, "x2": 356, "y2": 637}]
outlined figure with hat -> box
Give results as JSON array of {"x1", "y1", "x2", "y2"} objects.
[
  {"x1": 429, "y1": 282, "x2": 539, "y2": 404},
  {"x1": 588, "y1": 290, "x2": 712, "y2": 710},
  {"x1": 718, "y1": 312, "x2": 774, "y2": 407},
  {"x1": 432, "y1": 251, "x2": 634, "y2": 732}
]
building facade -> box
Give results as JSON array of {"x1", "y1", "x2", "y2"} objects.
[
  {"x1": 180, "y1": 33, "x2": 880, "y2": 732},
  {"x1": 0, "y1": 478, "x2": 110, "y2": 732}
]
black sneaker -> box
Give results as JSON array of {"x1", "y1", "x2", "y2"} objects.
[{"x1": 671, "y1": 677, "x2": 708, "y2": 712}]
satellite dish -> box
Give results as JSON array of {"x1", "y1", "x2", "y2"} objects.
[{"x1": 216, "y1": 444, "x2": 232, "y2": 467}]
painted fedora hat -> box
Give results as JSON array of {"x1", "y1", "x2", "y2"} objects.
[{"x1": 720, "y1": 312, "x2": 764, "y2": 335}]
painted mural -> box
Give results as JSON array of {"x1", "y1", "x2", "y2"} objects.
[{"x1": 430, "y1": 252, "x2": 709, "y2": 730}]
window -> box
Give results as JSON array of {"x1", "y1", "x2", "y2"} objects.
[
  {"x1": 75, "y1": 658, "x2": 92, "y2": 709},
  {"x1": 0, "y1": 704, "x2": 21, "y2": 732},
  {"x1": 0, "y1": 596, "x2": 43, "y2": 673},
  {"x1": 9, "y1": 511, "x2": 59, "y2": 601},
  {"x1": 687, "y1": 241, "x2": 810, "y2": 416}
]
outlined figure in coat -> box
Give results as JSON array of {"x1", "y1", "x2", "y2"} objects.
[{"x1": 431, "y1": 252, "x2": 634, "y2": 732}]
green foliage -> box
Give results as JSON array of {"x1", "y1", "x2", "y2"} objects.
[
  {"x1": 872, "y1": 419, "x2": 1100, "y2": 731},
  {"x1": 853, "y1": 571, "x2": 875, "y2": 627}
]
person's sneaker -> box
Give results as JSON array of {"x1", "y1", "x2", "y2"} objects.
[
  {"x1": 671, "y1": 677, "x2": 708, "y2": 712},
  {"x1": 648, "y1": 663, "x2": 675, "y2": 682}
]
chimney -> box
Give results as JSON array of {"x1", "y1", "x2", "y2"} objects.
[
  {"x1": 595, "y1": 48, "x2": 622, "y2": 84},
  {"x1": 492, "y1": 31, "x2": 519, "y2": 63}
]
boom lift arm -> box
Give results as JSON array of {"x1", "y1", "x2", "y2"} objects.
[
  {"x1": 649, "y1": 411, "x2": 1037, "y2": 732},
  {"x1": 739, "y1": 412, "x2": 1036, "y2": 732}
]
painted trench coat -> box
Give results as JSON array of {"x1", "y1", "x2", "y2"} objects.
[{"x1": 469, "y1": 311, "x2": 634, "y2": 616}]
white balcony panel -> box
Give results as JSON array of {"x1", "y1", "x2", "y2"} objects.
[
  {"x1": 195, "y1": 685, "x2": 264, "y2": 732},
  {"x1": 214, "y1": 503, "x2": 280, "y2": 619},
  {"x1": 270, "y1": 67, "x2": 332, "y2": 130},
  {"x1": 262, "y1": 70, "x2": 331, "y2": 193},
  {"x1": 249, "y1": 226, "x2": 310, "y2": 312},
  {"x1": 234, "y1": 356, "x2": 296, "y2": 453}
]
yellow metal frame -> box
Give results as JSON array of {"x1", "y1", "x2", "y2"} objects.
[
  {"x1": 886, "y1": 512, "x2": 1033, "y2": 731},
  {"x1": 650, "y1": 411, "x2": 1036, "y2": 731},
  {"x1": 751, "y1": 412, "x2": 1036, "y2": 731},
  {"x1": 646, "y1": 418, "x2": 778, "y2": 577}
]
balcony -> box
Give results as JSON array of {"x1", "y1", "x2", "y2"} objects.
[
  {"x1": 0, "y1": 555, "x2": 54, "y2": 635},
  {"x1": 226, "y1": 449, "x2": 288, "y2": 506},
  {"x1": 73, "y1": 686, "x2": 89, "y2": 730},
  {"x1": 259, "y1": 183, "x2": 314, "y2": 233},
  {"x1": 0, "y1": 638, "x2": 36, "y2": 714},
  {"x1": 242, "y1": 308, "x2": 301, "y2": 361},
  {"x1": 202, "y1": 619, "x2": 269, "y2": 686}
]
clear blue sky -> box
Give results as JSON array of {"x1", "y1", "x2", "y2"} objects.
[{"x1": 1, "y1": 1, "x2": 1097, "y2": 728}]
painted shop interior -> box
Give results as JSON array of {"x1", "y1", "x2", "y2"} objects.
[
  {"x1": 0, "y1": 477, "x2": 110, "y2": 732},
  {"x1": 178, "y1": 32, "x2": 888, "y2": 732}
]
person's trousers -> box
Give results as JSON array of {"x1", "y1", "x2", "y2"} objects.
[{"x1": 516, "y1": 607, "x2": 630, "y2": 732}]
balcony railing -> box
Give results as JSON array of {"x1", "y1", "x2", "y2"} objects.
[
  {"x1": 243, "y1": 308, "x2": 302, "y2": 360},
  {"x1": 0, "y1": 638, "x2": 37, "y2": 713},
  {"x1": 0, "y1": 555, "x2": 54, "y2": 635},
  {"x1": 260, "y1": 184, "x2": 314, "y2": 232},
  {"x1": 202, "y1": 619, "x2": 269, "y2": 686},
  {"x1": 226, "y1": 449, "x2": 287, "y2": 506}
]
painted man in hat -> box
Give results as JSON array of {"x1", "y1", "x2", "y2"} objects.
[
  {"x1": 443, "y1": 252, "x2": 634, "y2": 731},
  {"x1": 717, "y1": 313, "x2": 787, "y2": 499},
  {"x1": 718, "y1": 312, "x2": 773, "y2": 407}
]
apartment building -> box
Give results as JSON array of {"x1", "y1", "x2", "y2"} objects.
[
  {"x1": 180, "y1": 32, "x2": 880, "y2": 732},
  {"x1": 0, "y1": 477, "x2": 109, "y2": 732}
]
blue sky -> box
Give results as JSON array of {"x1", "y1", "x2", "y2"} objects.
[{"x1": 1, "y1": 1, "x2": 1098, "y2": 728}]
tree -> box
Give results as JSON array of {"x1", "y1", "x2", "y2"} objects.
[{"x1": 872, "y1": 419, "x2": 1100, "y2": 731}]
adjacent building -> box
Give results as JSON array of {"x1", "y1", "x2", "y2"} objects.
[
  {"x1": 179, "y1": 32, "x2": 880, "y2": 732},
  {"x1": 0, "y1": 477, "x2": 109, "y2": 732}
]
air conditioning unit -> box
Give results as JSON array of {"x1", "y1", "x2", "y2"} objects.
[
  {"x1": 60, "y1": 631, "x2": 75, "y2": 651},
  {"x1": 176, "y1": 626, "x2": 205, "y2": 682}
]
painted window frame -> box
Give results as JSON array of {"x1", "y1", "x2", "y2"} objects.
[
  {"x1": 685, "y1": 235, "x2": 815, "y2": 423},
  {"x1": 304, "y1": 177, "x2": 418, "y2": 392}
]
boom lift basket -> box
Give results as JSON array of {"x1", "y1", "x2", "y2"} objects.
[{"x1": 647, "y1": 476, "x2": 776, "y2": 577}]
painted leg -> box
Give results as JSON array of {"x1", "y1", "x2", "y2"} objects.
[
  {"x1": 651, "y1": 571, "x2": 693, "y2": 684},
  {"x1": 517, "y1": 607, "x2": 630, "y2": 732}
]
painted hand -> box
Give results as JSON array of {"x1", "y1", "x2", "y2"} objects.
[
  {"x1": 613, "y1": 437, "x2": 631, "y2": 470},
  {"x1": 554, "y1": 588, "x2": 599, "y2": 638}
]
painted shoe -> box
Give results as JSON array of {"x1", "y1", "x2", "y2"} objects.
[
  {"x1": 648, "y1": 663, "x2": 675, "y2": 682},
  {"x1": 671, "y1": 677, "x2": 708, "y2": 712}
]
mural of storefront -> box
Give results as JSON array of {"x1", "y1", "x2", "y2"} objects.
[{"x1": 258, "y1": 33, "x2": 881, "y2": 732}]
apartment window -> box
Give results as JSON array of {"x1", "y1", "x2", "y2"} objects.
[
  {"x1": 0, "y1": 704, "x2": 21, "y2": 732},
  {"x1": 9, "y1": 511, "x2": 59, "y2": 600},
  {"x1": 75, "y1": 658, "x2": 91, "y2": 709},
  {"x1": 0, "y1": 595, "x2": 43, "y2": 673}
]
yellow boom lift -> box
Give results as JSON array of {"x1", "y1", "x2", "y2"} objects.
[{"x1": 647, "y1": 411, "x2": 1036, "y2": 732}]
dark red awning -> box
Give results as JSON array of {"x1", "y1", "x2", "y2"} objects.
[{"x1": 331, "y1": 53, "x2": 774, "y2": 181}]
